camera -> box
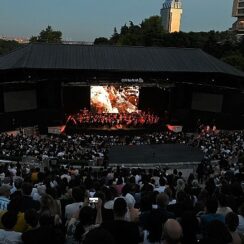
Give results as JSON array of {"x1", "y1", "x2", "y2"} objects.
[{"x1": 89, "y1": 197, "x2": 98, "y2": 203}]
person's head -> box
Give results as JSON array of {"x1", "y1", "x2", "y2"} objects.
[
  {"x1": 37, "y1": 185, "x2": 46, "y2": 196},
  {"x1": 79, "y1": 206, "x2": 95, "y2": 226},
  {"x1": 14, "y1": 178, "x2": 23, "y2": 190},
  {"x1": 164, "y1": 187, "x2": 173, "y2": 200},
  {"x1": 225, "y1": 212, "x2": 239, "y2": 232},
  {"x1": 192, "y1": 179, "x2": 199, "y2": 188},
  {"x1": 74, "y1": 206, "x2": 96, "y2": 241},
  {"x1": 176, "y1": 179, "x2": 185, "y2": 190},
  {"x1": 7, "y1": 194, "x2": 23, "y2": 212},
  {"x1": 159, "y1": 177, "x2": 166, "y2": 187},
  {"x1": 206, "y1": 220, "x2": 232, "y2": 244},
  {"x1": 1, "y1": 211, "x2": 18, "y2": 230},
  {"x1": 156, "y1": 192, "x2": 169, "y2": 209},
  {"x1": 113, "y1": 197, "x2": 127, "y2": 219},
  {"x1": 163, "y1": 219, "x2": 183, "y2": 244},
  {"x1": 206, "y1": 197, "x2": 218, "y2": 214},
  {"x1": 24, "y1": 209, "x2": 39, "y2": 228},
  {"x1": 117, "y1": 176, "x2": 123, "y2": 185},
  {"x1": 83, "y1": 227, "x2": 115, "y2": 244},
  {"x1": 0, "y1": 184, "x2": 11, "y2": 198},
  {"x1": 102, "y1": 187, "x2": 114, "y2": 202},
  {"x1": 121, "y1": 184, "x2": 131, "y2": 197},
  {"x1": 40, "y1": 194, "x2": 56, "y2": 215},
  {"x1": 72, "y1": 186, "x2": 85, "y2": 203},
  {"x1": 37, "y1": 172, "x2": 45, "y2": 182},
  {"x1": 180, "y1": 211, "x2": 199, "y2": 242},
  {"x1": 140, "y1": 192, "x2": 153, "y2": 212},
  {"x1": 176, "y1": 190, "x2": 188, "y2": 203},
  {"x1": 218, "y1": 193, "x2": 227, "y2": 207},
  {"x1": 21, "y1": 182, "x2": 33, "y2": 196},
  {"x1": 39, "y1": 212, "x2": 54, "y2": 227}
]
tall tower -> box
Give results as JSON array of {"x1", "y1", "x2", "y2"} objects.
[
  {"x1": 232, "y1": 0, "x2": 244, "y2": 34},
  {"x1": 160, "y1": 0, "x2": 183, "y2": 33}
]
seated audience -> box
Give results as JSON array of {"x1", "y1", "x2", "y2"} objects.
[
  {"x1": 21, "y1": 182, "x2": 40, "y2": 212},
  {"x1": 101, "y1": 197, "x2": 141, "y2": 244},
  {"x1": 0, "y1": 185, "x2": 11, "y2": 211},
  {"x1": 0, "y1": 211, "x2": 22, "y2": 243},
  {"x1": 225, "y1": 212, "x2": 242, "y2": 244},
  {"x1": 162, "y1": 219, "x2": 183, "y2": 244}
]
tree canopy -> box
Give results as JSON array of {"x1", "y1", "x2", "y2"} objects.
[
  {"x1": 0, "y1": 39, "x2": 20, "y2": 55},
  {"x1": 0, "y1": 19, "x2": 243, "y2": 71},
  {"x1": 29, "y1": 26, "x2": 62, "y2": 43},
  {"x1": 93, "y1": 15, "x2": 244, "y2": 71}
]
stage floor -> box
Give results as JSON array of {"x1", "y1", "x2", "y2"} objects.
[{"x1": 108, "y1": 144, "x2": 203, "y2": 165}]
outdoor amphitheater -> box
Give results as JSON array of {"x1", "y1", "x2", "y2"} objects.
[{"x1": 0, "y1": 43, "x2": 243, "y2": 244}]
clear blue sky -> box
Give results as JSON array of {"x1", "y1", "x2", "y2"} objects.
[{"x1": 0, "y1": 0, "x2": 234, "y2": 41}]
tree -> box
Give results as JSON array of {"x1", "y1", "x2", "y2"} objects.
[
  {"x1": 93, "y1": 15, "x2": 244, "y2": 71},
  {"x1": 0, "y1": 39, "x2": 21, "y2": 55},
  {"x1": 222, "y1": 54, "x2": 244, "y2": 70},
  {"x1": 110, "y1": 27, "x2": 120, "y2": 44},
  {"x1": 94, "y1": 37, "x2": 110, "y2": 45},
  {"x1": 239, "y1": 36, "x2": 244, "y2": 56},
  {"x1": 140, "y1": 16, "x2": 165, "y2": 46},
  {"x1": 29, "y1": 26, "x2": 62, "y2": 43}
]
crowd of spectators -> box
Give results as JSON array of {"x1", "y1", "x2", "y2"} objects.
[
  {"x1": 0, "y1": 159, "x2": 243, "y2": 243},
  {"x1": 0, "y1": 131, "x2": 189, "y2": 163},
  {"x1": 0, "y1": 129, "x2": 243, "y2": 165},
  {"x1": 67, "y1": 110, "x2": 160, "y2": 129},
  {"x1": 0, "y1": 129, "x2": 243, "y2": 243}
]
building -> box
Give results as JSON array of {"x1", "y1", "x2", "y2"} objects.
[
  {"x1": 0, "y1": 43, "x2": 243, "y2": 131},
  {"x1": 232, "y1": 0, "x2": 244, "y2": 34},
  {"x1": 160, "y1": 0, "x2": 183, "y2": 33}
]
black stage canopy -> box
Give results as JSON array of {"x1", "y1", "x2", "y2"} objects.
[{"x1": 0, "y1": 43, "x2": 244, "y2": 90}]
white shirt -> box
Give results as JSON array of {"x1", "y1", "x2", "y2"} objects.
[
  {"x1": 65, "y1": 202, "x2": 83, "y2": 220},
  {"x1": 216, "y1": 206, "x2": 232, "y2": 216},
  {"x1": 0, "y1": 173, "x2": 5, "y2": 181},
  {"x1": 135, "y1": 175, "x2": 141, "y2": 184},
  {"x1": 0, "y1": 229, "x2": 22, "y2": 244},
  {"x1": 154, "y1": 186, "x2": 166, "y2": 193},
  {"x1": 0, "y1": 196, "x2": 10, "y2": 211},
  {"x1": 125, "y1": 193, "x2": 136, "y2": 209},
  {"x1": 61, "y1": 174, "x2": 71, "y2": 182},
  {"x1": 104, "y1": 200, "x2": 114, "y2": 209},
  {"x1": 238, "y1": 215, "x2": 244, "y2": 234}
]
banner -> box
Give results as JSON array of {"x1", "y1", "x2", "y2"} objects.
[{"x1": 166, "y1": 124, "x2": 183, "y2": 133}]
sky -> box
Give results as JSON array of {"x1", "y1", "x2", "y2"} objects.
[{"x1": 0, "y1": 0, "x2": 234, "y2": 42}]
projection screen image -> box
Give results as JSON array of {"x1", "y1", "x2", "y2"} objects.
[{"x1": 91, "y1": 85, "x2": 139, "y2": 113}]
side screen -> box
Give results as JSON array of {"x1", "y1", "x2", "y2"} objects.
[
  {"x1": 91, "y1": 85, "x2": 139, "y2": 113},
  {"x1": 191, "y1": 92, "x2": 223, "y2": 113},
  {"x1": 4, "y1": 90, "x2": 37, "y2": 112}
]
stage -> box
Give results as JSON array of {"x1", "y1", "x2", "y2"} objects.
[{"x1": 108, "y1": 144, "x2": 203, "y2": 167}]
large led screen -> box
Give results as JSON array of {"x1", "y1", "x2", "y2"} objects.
[{"x1": 91, "y1": 85, "x2": 139, "y2": 113}]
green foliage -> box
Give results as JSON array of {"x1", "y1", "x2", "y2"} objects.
[
  {"x1": 110, "y1": 27, "x2": 120, "y2": 44},
  {"x1": 94, "y1": 16, "x2": 244, "y2": 71},
  {"x1": 29, "y1": 25, "x2": 62, "y2": 43},
  {"x1": 140, "y1": 16, "x2": 165, "y2": 46},
  {"x1": 0, "y1": 39, "x2": 21, "y2": 55},
  {"x1": 222, "y1": 54, "x2": 244, "y2": 71},
  {"x1": 94, "y1": 37, "x2": 110, "y2": 45}
]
